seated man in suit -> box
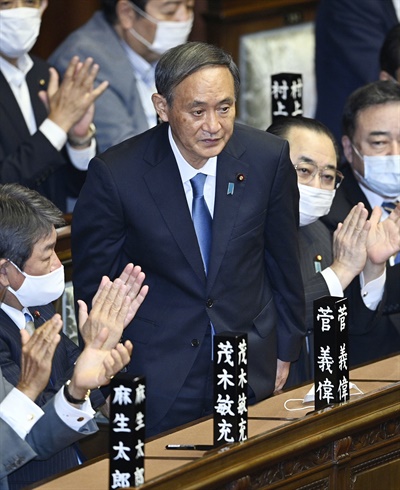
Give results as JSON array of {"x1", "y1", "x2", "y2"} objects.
[
  {"x1": 0, "y1": 0, "x2": 109, "y2": 212},
  {"x1": 267, "y1": 116, "x2": 400, "y2": 385},
  {"x1": 0, "y1": 183, "x2": 148, "y2": 489},
  {"x1": 0, "y1": 305, "x2": 132, "y2": 490},
  {"x1": 321, "y1": 80, "x2": 400, "y2": 351},
  {"x1": 49, "y1": 0, "x2": 195, "y2": 153}
]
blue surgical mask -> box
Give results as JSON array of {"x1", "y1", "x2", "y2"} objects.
[{"x1": 352, "y1": 145, "x2": 400, "y2": 198}]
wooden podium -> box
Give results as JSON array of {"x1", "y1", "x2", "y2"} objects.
[{"x1": 31, "y1": 355, "x2": 400, "y2": 490}]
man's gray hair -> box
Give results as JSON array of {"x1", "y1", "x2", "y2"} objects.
[
  {"x1": 0, "y1": 184, "x2": 64, "y2": 269},
  {"x1": 155, "y1": 42, "x2": 240, "y2": 106}
]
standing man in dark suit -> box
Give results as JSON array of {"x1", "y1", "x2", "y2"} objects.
[
  {"x1": 72, "y1": 42, "x2": 306, "y2": 438},
  {"x1": 322, "y1": 80, "x2": 400, "y2": 333},
  {"x1": 0, "y1": 0, "x2": 109, "y2": 212},
  {"x1": 0, "y1": 183, "x2": 147, "y2": 489},
  {"x1": 315, "y1": 0, "x2": 398, "y2": 146},
  {"x1": 267, "y1": 117, "x2": 400, "y2": 384}
]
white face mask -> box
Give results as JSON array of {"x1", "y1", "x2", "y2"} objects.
[
  {"x1": 298, "y1": 183, "x2": 336, "y2": 227},
  {"x1": 7, "y1": 261, "x2": 65, "y2": 307},
  {"x1": 352, "y1": 148, "x2": 400, "y2": 198},
  {"x1": 0, "y1": 8, "x2": 42, "y2": 59},
  {"x1": 128, "y1": 3, "x2": 193, "y2": 56}
]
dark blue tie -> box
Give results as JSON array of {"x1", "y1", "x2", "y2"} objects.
[
  {"x1": 381, "y1": 201, "x2": 399, "y2": 214},
  {"x1": 190, "y1": 173, "x2": 212, "y2": 273}
]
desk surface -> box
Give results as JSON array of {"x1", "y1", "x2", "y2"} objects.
[{"x1": 34, "y1": 355, "x2": 400, "y2": 490}]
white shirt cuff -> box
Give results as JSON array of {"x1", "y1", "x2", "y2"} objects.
[
  {"x1": 39, "y1": 118, "x2": 68, "y2": 151},
  {"x1": 66, "y1": 137, "x2": 96, "y2": 171},
  {"x1": 54, "y1": 387, "x2": 95, "y2": 432},
  {"x1": 0, "y1": 388, "x2": 44, "y2": 440},
  {"x1": 321, "y1": 267, "x2": 344, "y2": 297},
  {"x1": 359, "y1": 269, "x2": 386, "y2": 310}
]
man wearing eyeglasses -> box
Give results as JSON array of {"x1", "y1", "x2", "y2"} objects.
[{"x1": 267, "y1": 116, "x2": 400, "y2": 386}]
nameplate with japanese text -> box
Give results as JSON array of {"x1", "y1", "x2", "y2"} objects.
[
  {"x1": 213, "y1": 332, "x2": 248, "y2": 447},
  {"x1": 109, "y1": 374, "x2": 146, "y2": 489},
  {"x1": 313, "y1": 296, "x2": 349, "y2": 411},
  {"x1": 271, "y1": 73, "x2": 303, "y2": 122}
]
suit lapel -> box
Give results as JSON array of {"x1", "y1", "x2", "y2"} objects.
[
  {"x1": 207, "y1": 143, "x2": 249, "y2": 291},
  {"x1": 0, "y1": 71, "x2": 31, "y2": 138},
  {"x1": 143, "y1": 126, "x2": 207, "y2": 282},
  {"x1": 26, "y1": 61, "x2": 48, "y2": 128}
]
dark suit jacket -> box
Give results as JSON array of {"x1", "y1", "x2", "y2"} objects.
[
  {"x1": 72, "y1": 121, "x2": 306, "y2": 432},
  {"x1": 0, "y1": 303, "x2": 105, "y2": 489},
  {"x1": 315, "y1": 0, "x2": 397, "y2": 144},
  {"x1": 0, "y1": 369, "x2": 97, "y2": 490},
  {"x1": 320, "y1": 164, "x2": 400, "y2": 365},
  {"x1": 0, "y1": 56, "x2": 86, "y2": 212},
  {"x1": 287, "y1": 220, "x2": 393, "y2": 386}
]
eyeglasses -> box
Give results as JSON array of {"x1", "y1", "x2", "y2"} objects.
[{"x1": 293, "y1": 162, "x2": 344, "y2": 189}]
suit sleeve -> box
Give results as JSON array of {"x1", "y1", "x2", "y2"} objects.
[
  {"x1": 264, "y1": 141, "x2": 306, "y2": 361},
  {"x1": 0, "y1": 374, "x2": 37, "y2": 480},
  {"x1": 0, "y1": 129, "x2": 67, "y2": 187},
  {"x1": 0, "y1": 330, "x2": 105, "y2": 409},
  {"x1": 25, "y1": 398, "x2": 98, "y2": 461},
  {"x1": 72, "y1": 157, "x2": 127, "y2": 310}
]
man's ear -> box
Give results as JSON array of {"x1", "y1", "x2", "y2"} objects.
[
  {"x1": 342, "y1": 135, "x2": 354, "y2": 163},
  {"x1": 116, "y1": 0, "x2": 136, "y2": 29},
  {"x1": 379, "y1": 70, "x2": 392, "y2": 81},
  {"x1": 0, "y1": 259, "x2": 11, "y2": 288},
  {"x1": 152, "y1": 93, "x2": 169, "y2": 122}
]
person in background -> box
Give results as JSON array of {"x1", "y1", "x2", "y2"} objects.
[
  {"x1": 0, "y1": 0, "x2": 109, "y2": 212},
  {"x1": 72, "y1": 41, "x2": 306, "y2": 438},
  {"x1": 314, "y1": 0, "x2": 398, "y2": 146},
  {"x1": 267, "y1": 116, "x2": 400, "y2": 385},
  {"x1": 379, "y1": 23, "x2": 400, "y2": 83},
  {"x1": 321, "y1": 80, "x2": 400, "y2": 357},
  {"x1": 0, "y1": 306, "x2": 133, "y2": 490},
  {"x1": 0, "y1": 183, "x2": 148, "y2": 489},
  {"x1": 49, "y1": 0, "x2": 195, "y2": 153}
]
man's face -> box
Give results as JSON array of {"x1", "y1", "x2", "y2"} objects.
[
  {"x1": 287, "y1": 126, "x2": 338, "y2": 190},
  {"x1": 155, "y1": 66, "x2": 236, "y2": 169},
  {"x1": 120, "y1": 0, "x2": 194, "y2": 62},
  {"x1": 8, "y1": 228, "x2": 61, "y2": 291},
  {"x1": 343, "y1": 101, "x2": 400, "y2": 176}
]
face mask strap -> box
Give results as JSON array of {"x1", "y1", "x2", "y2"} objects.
[
  {"x1": 351, "y1": 143, "x2": 364, "y2": 162},
  {"x1": 284, "y1": 398, "x2": 314, "y2": 411}
]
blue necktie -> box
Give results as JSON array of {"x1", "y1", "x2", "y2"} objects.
[
  {"x1": 381, "y1": 201, "x2": 400, "y2": 264},
  {"x1": 190, "y1": 173, "x2": 212, "y2": 274},
  {"x1": 381, "y1": 201, "x2": 399, "y2": 214}
]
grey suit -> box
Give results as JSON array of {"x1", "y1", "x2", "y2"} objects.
[
  {"x1": 0, "y1": 369, "x2": 97, "y2": 490},
  {"x1": 49, "y1": 11, "x2": 149, "y2": 154}
]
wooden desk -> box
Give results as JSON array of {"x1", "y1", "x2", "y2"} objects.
[{"x1": 33, "y1": 355, "x2": 400, "y2": 489}]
